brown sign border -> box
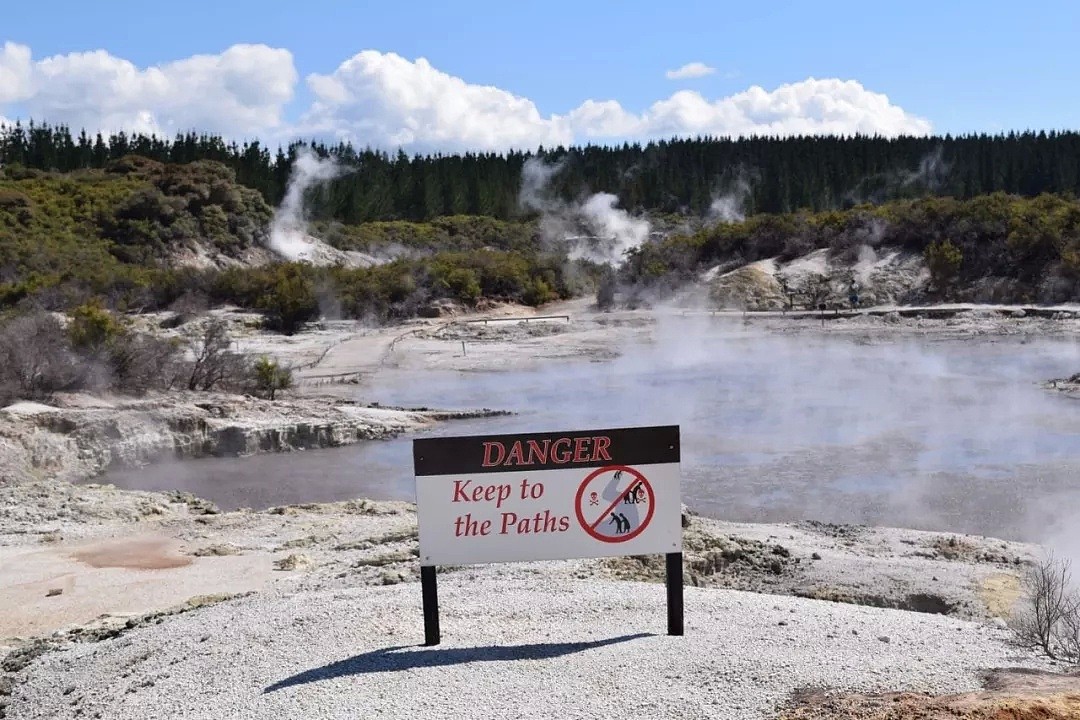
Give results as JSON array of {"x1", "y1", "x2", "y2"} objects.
[{"x1": 413, "y1": 425, "x2": 680, "y2": 476}]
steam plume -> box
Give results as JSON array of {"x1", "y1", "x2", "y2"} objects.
[
  {"x1": 519, "y1": 157, "x2": 652, "y2": 266},
  {"x1": 268, "y1": 148, "x2": 344, "y2": 261},
  {"x1": 843, "y1": 146, "x2": 950, "y2": 206},
  {"x1": 708, "y1": 167, "x2": 760, "y2": 225}
]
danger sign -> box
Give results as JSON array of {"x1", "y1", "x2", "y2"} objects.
[{"x1": 413, "y1": 426, "x2": 681, "y2": 566}]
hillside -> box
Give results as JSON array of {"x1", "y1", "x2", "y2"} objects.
[
  {"x1": 0, "y1": 156, "x2": 279, "y2": 307},
  {"x1": 0, "y1": 157, "x2": 591, "y2": 330},
  {"x1": 5, "y1": 145, "x2": 1080, "y2": 332},
  {"x1": 621, "y1": 193, "x2": 1080, "y2": 308}
]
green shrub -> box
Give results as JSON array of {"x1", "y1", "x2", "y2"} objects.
[
  {"x1": 251, "y1": 356, "x2": 293, "y2": 400},
  {"x1": 68, "y1": 299, "x2": 127, "y2": 351},
  {"x1": 925, "y1": 239, "x2": 963, "y2": 294},
  {"x1": 255, "y1": 264, "x2": 320, "y2": 334}
]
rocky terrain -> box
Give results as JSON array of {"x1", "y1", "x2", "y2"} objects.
[
  {"x1": 777, "y1": 668, "x2": 1080, "y2": 719},
  {"x1": 0, "y1": 391, "x2": 506, "y2": 486},
  {"x1": 706, "y1": 247, "x2": 930, "y2": 311}
]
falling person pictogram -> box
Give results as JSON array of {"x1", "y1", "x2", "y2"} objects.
[{"x1": 623, "y1": 483, "x2": 648, "y2": 504}]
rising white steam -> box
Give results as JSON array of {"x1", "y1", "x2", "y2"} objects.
[
  {"x1": 843, "y1": 146, "x2": 950, "y2": 206},
  {"x1": 519, "y1": 157, "x2": 652, "y2": 266},
  {"x1": 708, "y1": 167, "x2": 756, "y2": 224},
  {"x1": 268, "y1": 148, "x2": 344, "y2": 261},
  {"x1": 575, "y1": 193, "x2": 651, "y2": 263}
]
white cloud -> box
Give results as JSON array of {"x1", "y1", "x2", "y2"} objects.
[
  {"x1": 0, "y1": 42, "x2": 296, "y2": 138},
  {"x1": 0, "y1": 43, "x2": 33, "y2": 104},
  {"x1": 303, "y1": 52, "x2": 930, "y2": 151},
  {"x1": 301, "y1": 50, "x2": 572, "y2": 152},
  {"x1": 0, "y1": 44, "x2": 932, "y2": 152},
  {"x1": 665, "y1": 62, "x2": 716, "y2": 80},
  {"x1": 569, "y1": 79, "x2": 933, "y2": 141}
]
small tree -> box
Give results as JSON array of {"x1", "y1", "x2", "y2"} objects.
[
  {"x1": 0, "y1": 311, "x2": 79, "y2": 404},
  {"x1": 257, "y1": 265, "x2": 319, "y2": 335},
  {"x1": 805, "y1": 273, "x2": 831, "y2": 310},
  {"x1": 776, "y1": 274, "x2": 795, "y2": 310},
  {"x1": 68, "y1": 300, "x2": 125, "y2": 351},
  {"x1": 1010, "y1": 551, "x2": 1080, "y2": 661},
  {"x1": 109, "y1": 333, "x2": 183, "y2": 393},
  {"x1": 596, "y1": 271, "x2": 617, "y2": 310},
  {"x1": 251, "y1": 356, "x2": 293, "y2": 400},
  {"x1": 184, "y1": 319, "x2": 248, "y2": 392},
  {"x1": 439, "y1": 267, "x2": 481, "y2": 304},
  {"x1": 925, "y1": 239, "x2": 963, "y2": 295},
  {"x1": 67, "y1": 300, "x2": 129, "y2": 390}
]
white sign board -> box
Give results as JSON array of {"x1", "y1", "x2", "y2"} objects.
[{"x1": 413, "y1": 426, "x2": 681, "y2": 566}]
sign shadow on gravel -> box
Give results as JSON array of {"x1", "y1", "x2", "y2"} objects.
[{"x1": 264, "y1": 633, "x2": 653, "y2": 693}]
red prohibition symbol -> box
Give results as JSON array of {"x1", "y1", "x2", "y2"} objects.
[{"x1": 574, "y1": 464, "x2": 655, "y2": 543}]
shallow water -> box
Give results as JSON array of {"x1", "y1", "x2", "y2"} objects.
[{"x1": 101, "y1": 320, "x2": 1080, "y2": 542}]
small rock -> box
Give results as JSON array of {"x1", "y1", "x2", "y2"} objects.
[
  {"x1": 191, "y1": 544, "x2": 242, "y2": 557},
  {"x1": 380, "y1": 571, "x2": 404, "y2": 586},
  {"x1": 273, "y1": 553, "x2": 314, "y2": 571},
  {"x1": 852, "y1": 629, "x2": 858, "y2": 635},
  {"x1": 877, "y1": 635, "x2": 891, "y2": 643},
  {"x1": 778, "y1": 621, "x2": 788, "y2": 626},
  {"x1": 811, "y1": 552, "x2": 822, "y2": 560},
  {"x1": 46, "y1": 588, "x2": 63, "y2": 597}
]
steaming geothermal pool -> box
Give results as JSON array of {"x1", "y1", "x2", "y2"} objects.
[{"x1": 103, "y1": 325, "x2": 1080, "y2": 542}]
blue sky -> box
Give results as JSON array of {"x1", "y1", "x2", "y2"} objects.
[{"x1": 2, "y1": 0, "x2": 1077, "y2": 150}]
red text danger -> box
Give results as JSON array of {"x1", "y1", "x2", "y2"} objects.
[{"x1": 481, "y1": 436, "x2": 612, "y2": 467}]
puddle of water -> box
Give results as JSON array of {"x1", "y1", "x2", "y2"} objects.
[
  {"x1": 72, "y1": 538, "x2": 192, "y2": 570},
  {"x1": 98, "y1": 328, "x2": 1080, "y2": 541}
]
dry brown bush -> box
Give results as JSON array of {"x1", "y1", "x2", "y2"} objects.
[
  {"x1": 0, "y1": 311, "x2": 79, "y2": 405},
  {"x1": 1011, "y1": 551, "x2": 1080, "y2": 661}
]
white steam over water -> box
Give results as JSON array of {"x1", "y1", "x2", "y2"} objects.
[
  {"x1": 268, "y1": 148, "x2": 343, "y2": 261},
  {"x1": 104, "y1": 320, "x2": 1080, "y2": 555}
]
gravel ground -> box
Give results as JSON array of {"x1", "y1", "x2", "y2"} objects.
[{"x1": 5, "y1": 571, "x2": 1050, "y2": 720}]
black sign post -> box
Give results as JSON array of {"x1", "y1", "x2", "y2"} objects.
[
  {"x1": 666, "y1": 552, "x2": 684, "y2": 635},
  {"x1": 420, "y1": 565, "x2": 440, "y2": 646}
]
